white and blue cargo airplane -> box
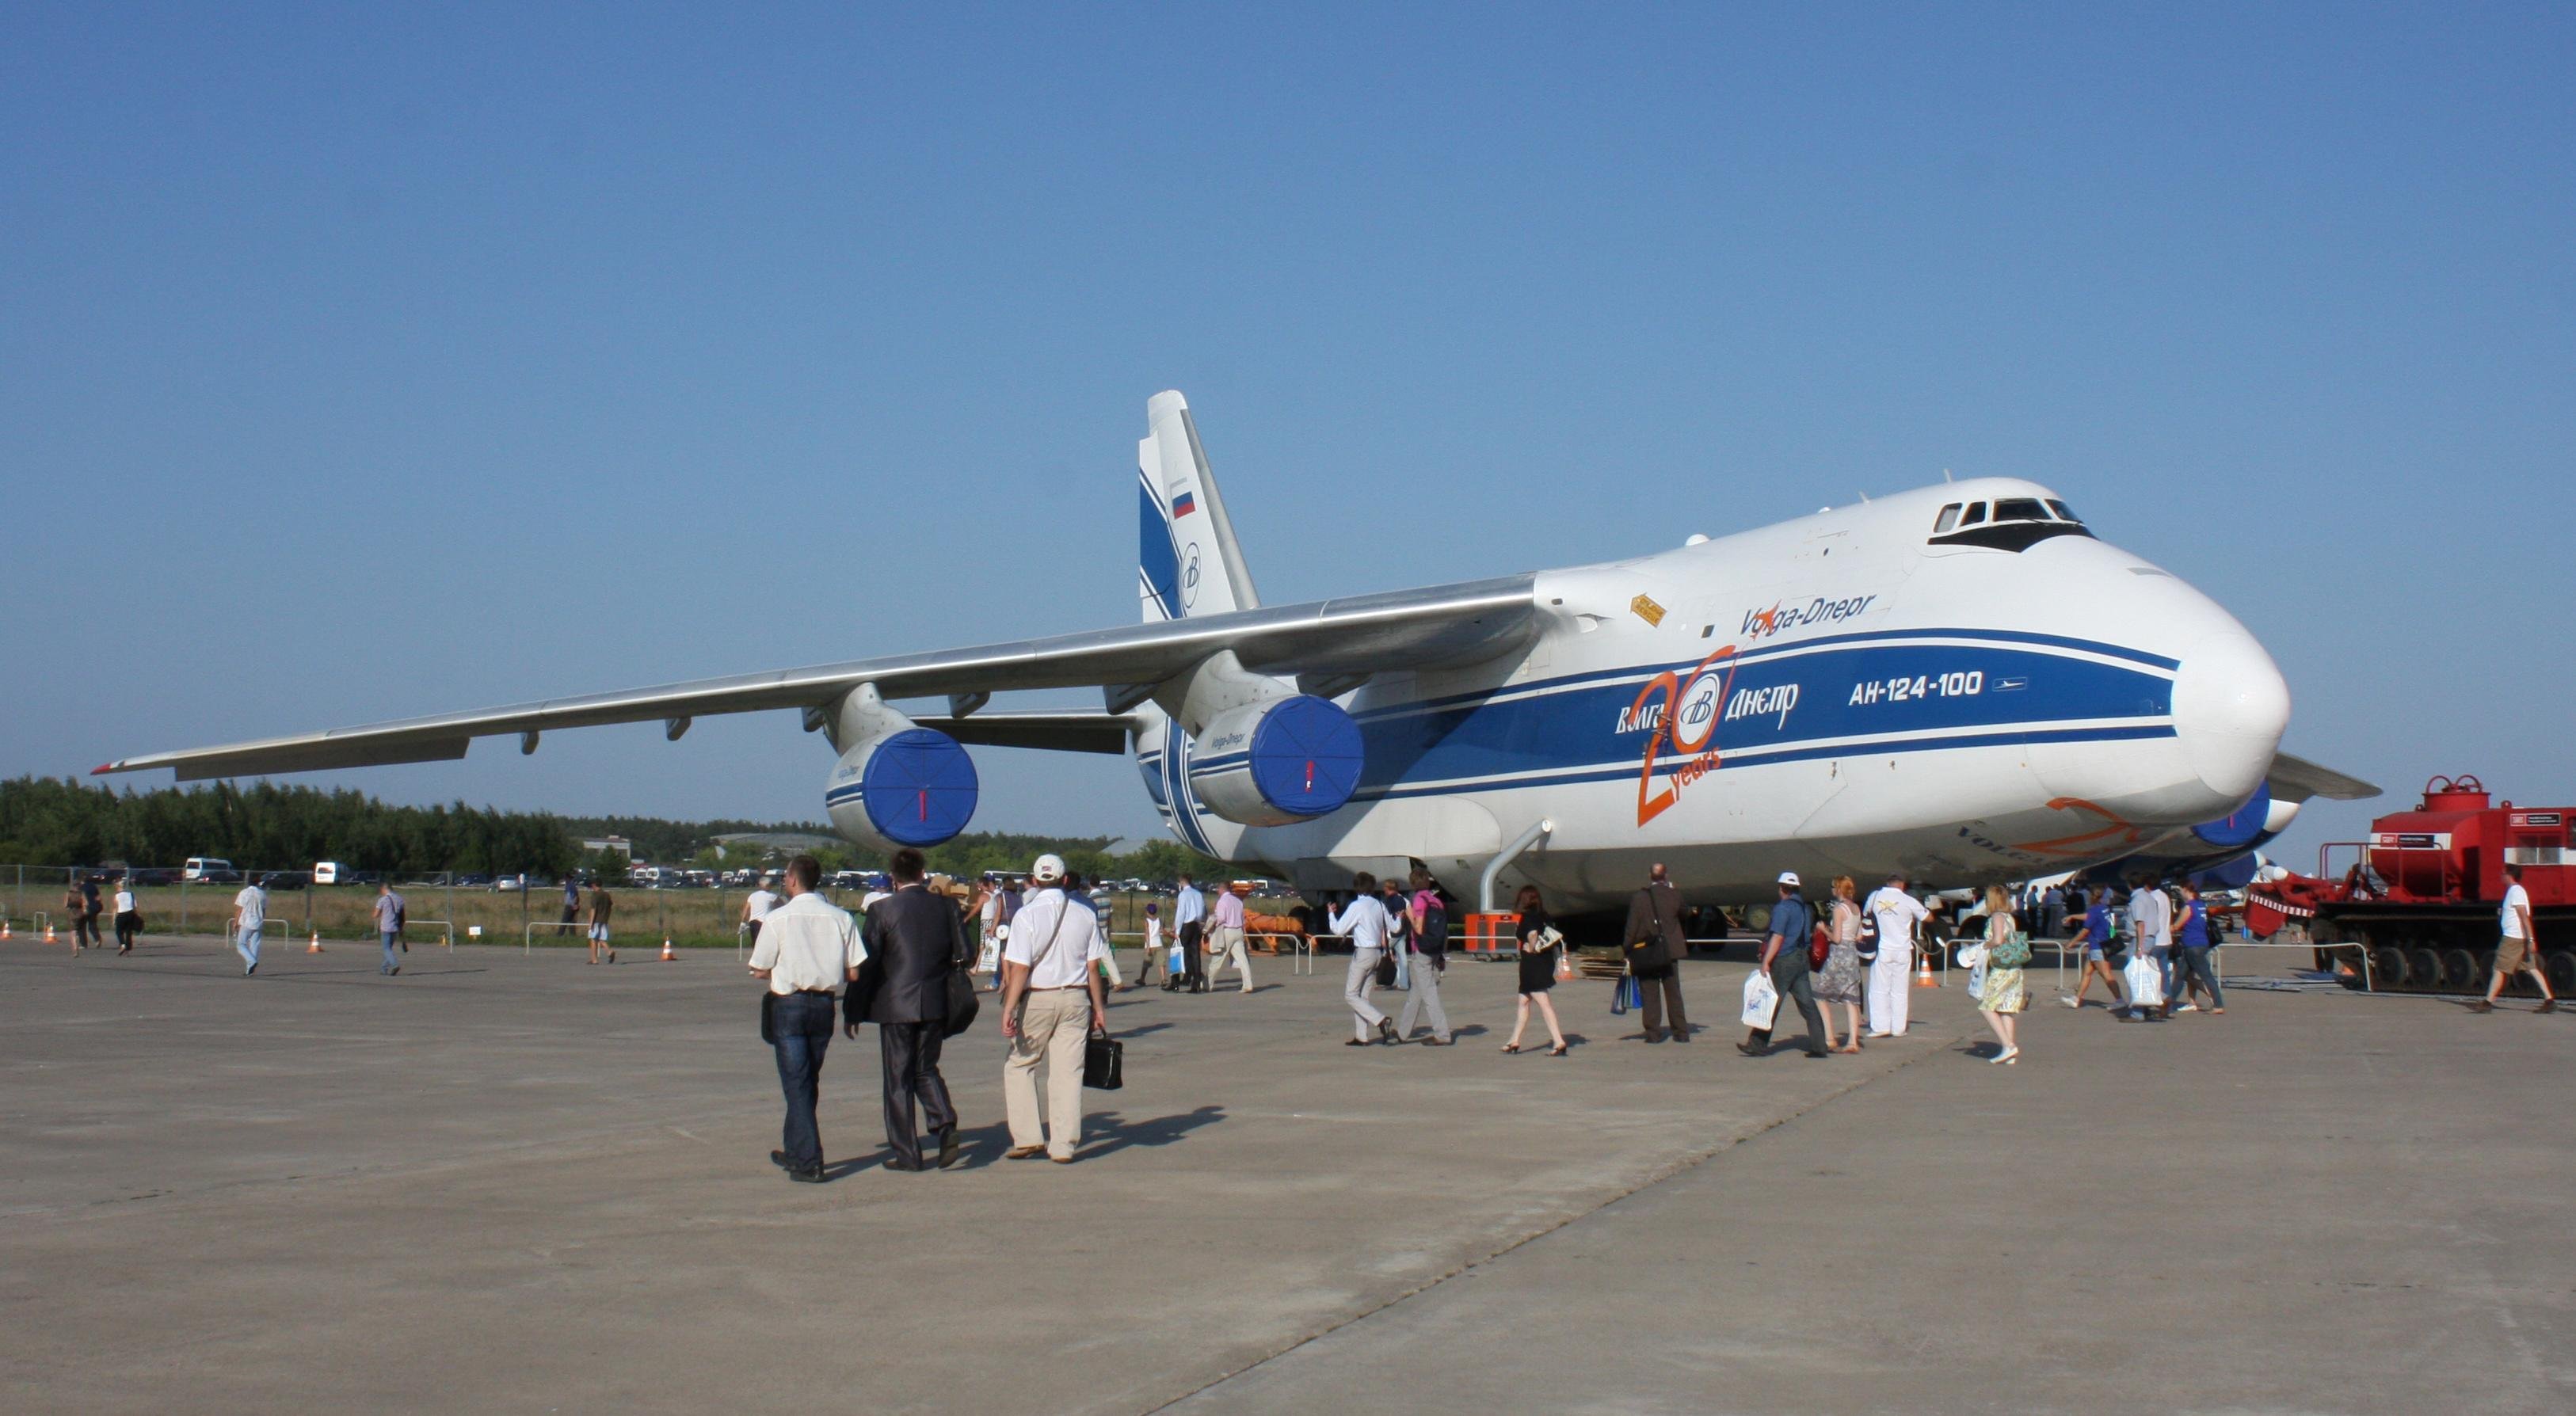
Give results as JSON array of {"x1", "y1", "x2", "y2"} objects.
[{"x1": 99, "y1": 391, "x2": 2375, "y2": 919}]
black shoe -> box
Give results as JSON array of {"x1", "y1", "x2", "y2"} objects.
[
  {"x1": 1644, "y1": 1030, "x2": 1667, "y2": 1044},
  {"x1": 2539, "y1": 999, "x2": 2558, "y2": 1014},
  {"x1": 884, "y1": 1156, "x2": 926, "y2": 1172},
  {"x1": 1736, "y1": 1042, "x2": 1764, "y2": 1057},
  {"x1": 787, "y1": 1167, "x2": 826, "y2": 1184},
  {"x1": 770, "y1": 1150, "x2": 791, "y2": 1170},
  {"x1": 1343, "y1": 1037, "x2": 1371, "y2": 1047},
  {"x1": 245, "y1": 961, "x2": 256, "y2": 976},
  {"x1": 936, "y1": 1129, "x2": 961, "y2": 1169},
  {"x1": 1377, "y1": 1018, "x2": 1399, "y2": 1045},
  {"x1": 1804, "y1": 1050, "x2": 1830, "y2": 1060},
  {"x1": 1671, "y1": 1028, "x2": 1692, "y2": 1043}
]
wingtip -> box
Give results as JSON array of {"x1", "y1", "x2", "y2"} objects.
[{"x1": 91, "y1": 763, "x2": 114, "y2": 775}]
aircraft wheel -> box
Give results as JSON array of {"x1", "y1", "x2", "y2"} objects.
[{"x1": 2369, "y1": 945, "x2": 2409, "y2": 990}]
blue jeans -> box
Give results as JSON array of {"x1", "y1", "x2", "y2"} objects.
[
  {"x1": 380, "y1": 932, "x2": 401, "y2": 973},
  {"x1": 771, "y1": 993, "x2": 835, "y2": 1172},
  {"x1": 236, "y1": 927, "x2": 261, "y2": 969},
  {"x1": 2173, "y1": 945, "x2": 2224, "y2": 1007}
]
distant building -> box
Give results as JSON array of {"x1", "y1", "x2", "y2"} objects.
[
  {"x1": 710, "y1": 832, "x2": 842, "y2": 857},
  {"x1": 579, "y1": 836, "x2": 634, "y2": 858}
]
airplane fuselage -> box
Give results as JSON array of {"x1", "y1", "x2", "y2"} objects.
[{"x1": 1142, "y1": 477, "x2": 2288, "y2": 914}]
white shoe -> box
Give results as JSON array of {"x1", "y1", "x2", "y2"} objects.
[
  {"x1": 2060, "y1": 996, "x2": 2081, "y2": 1008},
  {"x1": 1991, "y1": 1047, "x2": 2019, "y2": 1065},
  {"x1": 1865, "y1": 1030, "x2": 1893, "y2": 1038},
  {"x1": 2174, "y1": 1003, "x2": 2199, "y2": 1014}
]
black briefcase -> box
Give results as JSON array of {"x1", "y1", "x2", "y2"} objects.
[{"x1": 1083, "y1": 1028, "x2": 1123, "y2": 1091}]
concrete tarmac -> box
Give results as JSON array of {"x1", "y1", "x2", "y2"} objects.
[{"x1": 1, "y1": 933, "x2": 2566, "y2": 1414}]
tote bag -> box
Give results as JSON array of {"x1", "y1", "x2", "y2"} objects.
[{"x1": 1740, "y1": 970, "x2": 1781, "y2": 1030}]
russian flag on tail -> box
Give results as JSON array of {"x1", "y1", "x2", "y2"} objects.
[{"x1": 1171, "y1": 490, "x2": 1197, "y2": 518}]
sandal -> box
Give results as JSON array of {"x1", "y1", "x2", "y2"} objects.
[
  {"x1": 1548, "y1": 1043, "x2": 1568, "y2": 1057},
  {"x1": 1501, "y1": 1043, "x2": 1522, "y2": 1054}
]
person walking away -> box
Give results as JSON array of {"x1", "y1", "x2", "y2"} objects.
[
  {"x1": 2168, "y1": 881, "x2": 2226, "y2": 1015},
  {"x1": 1134, "y1": 901, "x2": 1168, "y2": 988},
  {"x1": 1743, "y1": 873, "x2": 1829, "y2": 1059},
  {"x1": 231, "y1": 875, "x2": 267, "y2": 975},
  {"x1": 2473, "y1": 863, "x2": 2558, "y2": 1014},
  {"x1": 1621, "y1": 862, "x2": 1693, "y2": 1042},
  {"x1": 977, "y1": 879, "x2": 1020, "y2": 992},
  {"x1": 1205, "y1": 882, "x2": 1255, "y2": 991},
  {"x1": 2122, "y1": 874, "x2": 2170, "y2": 1020},
  {"x1": 61, "y1": 880, "x2": 86, "y2": 956},
  {"x1": 1064, "y1": 874, "x2": 1126, "y2": 991},
  {"x1": 1398, "y1": 869, "x2": 1454, "y2": 1045},
  {"x1": 1504, "y1": 885, "x2": 1570, "y2": 1055},
  {"x1": 1172, "y1": 873, "x2": 1208, "y2": 994},
  {"x1": 75, "y1": 874, "x2": 106, "y2": 953},
  {"x1": 372, "y1": 881, "x2": 406, "y2": 976},
  {"x1": 1330, "y1": 876, "x2": 1397, "y2": 1046},
  {"x1": 112, "y1": 877, "x2": 143, "y2": 954},
  {"x1": 1816, "y1": 876, "x2": 1865, "y2": 1052},
  {"x1": 1863, "y1": 874, "x2": 1930, "y2": 1037},
  {"x1": 2042, "y1": 883, "x2": 2067, "y2": 941},
  {"x1": 748, "y1": 855, "x2": 865, "y2": 1182},
  {"x1": 848, "y1": 848, "x2": 967, "y2": 1171},
  {"x1": 1975, "y1": 885, "x2": 2029, "y2": 1063},
  {"x1": 999, "y1": 854, "x2": 1111, "y2": 1162},
  {"x1": 1379, "y1": 876, "x2": 1413, "y2": 985},
  {"x1": 2060, "y1": 889, "x2": 2130, "y2": 1010},
  {"x1": 741, "y1": 879, "x2": 781, "y2": 952},
  {"x1": 559, "y1": 877, "x2": 581, "y2": 931},
  {"x1": 588, "y1": 881, "x2": 616, "y2": 965}
]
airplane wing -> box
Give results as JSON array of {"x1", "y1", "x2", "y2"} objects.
[
  {"x1": 96, "y1": 575, "x2": 1539, "y2": 780},
  {"x1": 2266, "y1": 752, "x2": 2381, "y2": 803}
]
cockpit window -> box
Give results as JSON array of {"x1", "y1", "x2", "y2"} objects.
[
  {"x1": 1933, "y1": 503, "x2": 1962, "y2": 535},
  {"x1": 1958, "y1": 502, "x2": 1987, "y2": 527},
  {"x1": 2045, "y1": 498, "x2": 2081, "y2": 524},
  {"x1": 1993, "y1": 497, "x2": 2048, "y2": 523}
]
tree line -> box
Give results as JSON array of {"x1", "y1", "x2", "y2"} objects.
[{"x1": 0, "y1": 777, "x2": 1235, "y2": 885}]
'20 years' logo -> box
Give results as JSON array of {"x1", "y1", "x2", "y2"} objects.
[{"x1": 1629, "y1": 646, "x2": 1740, "y2": 827}]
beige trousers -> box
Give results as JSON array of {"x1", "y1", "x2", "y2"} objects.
[
  {"x1": 1004, "y1": 988, "x2": 1092, "y2": 1158},
  {"x1": 1208, "y1": 924, "x2": 1252, "y2": 991}
]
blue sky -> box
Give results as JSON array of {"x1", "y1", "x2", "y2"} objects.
[{"x1": 5, "y1": 4, "x2": 2570, "y2": 865}]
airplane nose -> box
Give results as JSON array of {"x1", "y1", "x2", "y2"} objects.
[{"x1": 2168, "y1": 630, "x2": 2290, "y2": 804}]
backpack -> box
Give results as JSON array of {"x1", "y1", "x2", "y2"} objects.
[{"x1": 1417, "y1": 898, "x2": 1449, "y2": 955}]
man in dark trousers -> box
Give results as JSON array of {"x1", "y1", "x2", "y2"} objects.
[
  {"x1": 1742, "y1": 871, "x2": 1828, "y2": 1059},
  {"x1": 1622, "y1": 862, "x2": 1693, "y2": 1042},
  {"x1": 849, "y1": 847, "x2": 968, "y2": 1171},
  {"x1": 748, "y1": 855, "x2": 864, "y2": 1182}
]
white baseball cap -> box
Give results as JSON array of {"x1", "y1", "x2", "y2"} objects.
[
  {"x1": 1777, "y1": 870, "x2": 1801, "y2": 887},
  {"x1": 1031, "y1": 854, "x2": 1066, "y2": 883}
]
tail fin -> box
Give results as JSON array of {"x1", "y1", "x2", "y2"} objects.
[{"x1": 1137, "y1": 390, "x2": 1259, "y2": 622}]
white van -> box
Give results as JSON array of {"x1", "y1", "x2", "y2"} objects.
[
  {"x1": 313, "y1": 861, "x2": 355, "y2": 885},
  {"x1": 184, "y1": 857, "x2": 237, "y2": 883}
]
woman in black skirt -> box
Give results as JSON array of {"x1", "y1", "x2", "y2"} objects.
[{"x1": 1504, "y1": 885, "x2": 1569, "y2": 1056}]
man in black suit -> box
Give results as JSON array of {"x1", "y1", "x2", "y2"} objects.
[
  {"x1": 848, "y1": 847, "x2": 968, "y2": 1170},
  {"x1": 1621, "y1": 862, "x2": 1693, "y2": 1043}
]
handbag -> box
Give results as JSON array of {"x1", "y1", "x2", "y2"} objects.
[
  {"x1": 942, "y1": 967, "x2": 980, "y2": 1037},
  {"x1": 1808, "y1": 920, "x2": 1831, "y2": 970},
  {"x1": 1611, "y1": 970, "x2": 1639, "y2": 1014},
  {"x1": 1372, "y1": 950, "x2": 1398, "y2": 988},
  {"x1": 1082, "y1": 1026, "x2": 1124, "y2": 1090},
  {"x1": 1991, "y1": 930, "x2": 2032, "y2": 970}
]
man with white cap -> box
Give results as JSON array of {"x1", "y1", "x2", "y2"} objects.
[
  {"x1": 998, "y1": 853, "x2": 1111, "y2": 1163},
  {"x1": 1741, "y1": 871, "x2": 1828, "y2": 1059},
  {"x1": 1862, "y1": 872, "x2": 1930, "y2": 1037}
]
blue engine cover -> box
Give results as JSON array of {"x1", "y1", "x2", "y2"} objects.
[
  {"x1": 829, "y1": 728, "x2": 979, "y2": 847},
  {"x1": 2190, "y1": 782, "x2": 2272, "y2": 851},
  {"x1": 1187, "y1": 695, "x2": 1365, "y2": 825}
]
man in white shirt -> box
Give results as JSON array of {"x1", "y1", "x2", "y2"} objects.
[
  {"x1": 1171, "y1": 874, "x2": 1208, "y2": 993},
  {"x1": 740, "y1": 882, "x2": 781, "y2": 951},
  {"x1": 1329, "y1": 874, "x2": 1398, "y2": 1046},
  {"x1": 2123, "y1": 875, "x2": 2173, "y2": 1021},
  {"x1": 2475, "y1": 863, "x2": 2557, "y2": 1014},
  {"x1": 747, "y1": 856, "x2": 867, "y2": 1182},
  {"x1": 231, "y1": 877, "x2": 267, "y2": 976},
  {"x1": 999, "y1": 855, "x2": 1110, "y2": 1163},
  {"x1": 1862, "y1": 874, "x2": 1930, "y2": 1037}
]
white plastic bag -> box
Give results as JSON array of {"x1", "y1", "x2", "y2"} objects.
[
  {"x1": 1741, "y1": 969, "x2": 1781, "y2": 1031},
  {"x1": 2124, "y1": 949, "x2": 2165, "y2": 1010}
]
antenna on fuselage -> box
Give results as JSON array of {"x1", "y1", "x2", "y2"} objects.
[
  {"x1": 1857, "y1": 489, "x2": 1870, "y2": 502},
  {"x1": 1942, "y1": 468, "x2": 1954, "y2": 482}
]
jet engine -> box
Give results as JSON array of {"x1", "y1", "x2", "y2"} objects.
[
  {"x1": 1183, "y1": 694, "x2": 1365, "y2": 827},
  {"x1": 825, "y1": 725, "x2": 980, "y2": 853}
]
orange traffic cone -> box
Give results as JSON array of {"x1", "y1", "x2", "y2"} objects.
[
  {"x1": 2, "y1": 919, "x2": 11, "y2": 940},
  {"x1": 660, "y1": 935, "x2": 676, "y2": 961},
  {"x1": 1915, "y1": 950, "x2": 1937, "y2": 988},
  {"x1": 307, "y1": 930, "x2": 324, "y2": 954},
  {"x1": 46, "y1": 923, "x2": 58, "y2": 945}
]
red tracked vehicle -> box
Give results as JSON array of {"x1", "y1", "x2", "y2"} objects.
[{"x1": 2246, "y1": 775, "x2": 2574, "y2": 995}]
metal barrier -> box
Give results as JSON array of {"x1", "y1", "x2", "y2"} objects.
[
  {"x1": 524, "y1": 920, "x2": 589, "y2": 955},
  {"x1": 405, "y1": 919, "x2": 455, "y2": 950}
]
